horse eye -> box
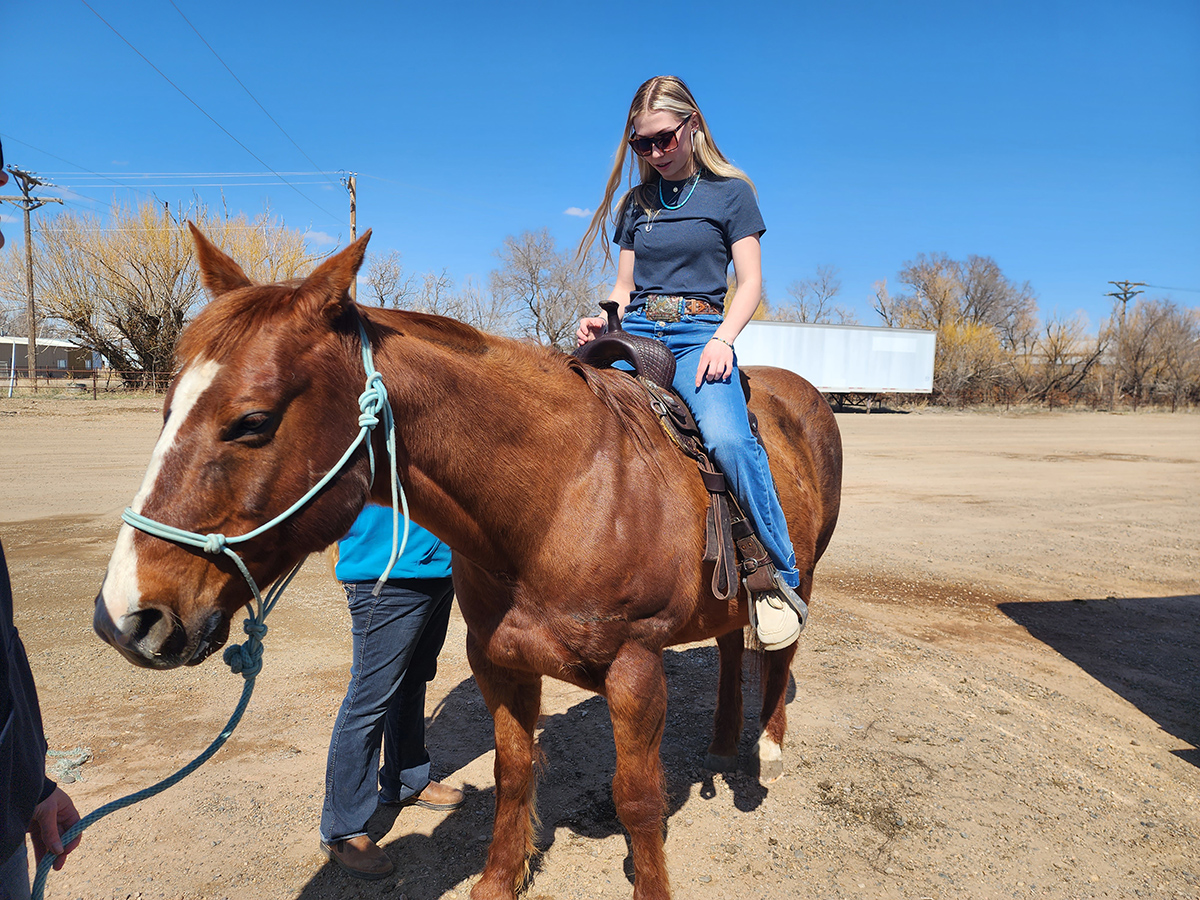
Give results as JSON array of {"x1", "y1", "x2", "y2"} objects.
[{"x1": 226, "y1": 411, "x2": 273, "y2": 442}]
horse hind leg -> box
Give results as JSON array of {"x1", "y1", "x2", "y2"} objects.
[
  {"x1": 467, "y1": 637, "x2": 543, "y2": 900},
  {"x1": 704, "y1": 628, "x2": 744, "y2": 772},
  {"x1": 757, "y1": 640, "x2": 798, "y2": 784},
  {"x1": 606, "y1": 644, "x2": 671, "y2": 900},
  {"x1": 756, "y1": 566, "x2": 812, "y2": 784}
]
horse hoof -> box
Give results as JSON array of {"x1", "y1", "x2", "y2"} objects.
[
  {"x1": 758, "y1": 758, "x2": 784, "y2": 784},
  {"x1": 704, "y1": 753, "x2": 738, "y2": 772}
]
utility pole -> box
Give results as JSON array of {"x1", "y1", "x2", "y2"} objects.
[
  {"x1": 1, "y1": 166, "x2": 63, "y2": 387},
  {"x1": 1105, "y1": 280, "x2": 1145, "y2": 331},
  {"x1": 1104, "y1": 280, "x2": 1146, "y2": 410},
  {"x1": 340, "y1": 172, "x2": 358, "y2": 299}
]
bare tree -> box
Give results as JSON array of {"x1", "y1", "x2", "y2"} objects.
[
  {"x1": 895, "y1": 252, "x2": 963, "y2": 329},
  {"x1": 961, "y1": 255, "x2": 1038, "y2": 351},
  {"x1": 408, "y1": 269, "x2": 513, "y2": 334},
  {"x1": 777, "y1": 264, "x2": 858, "y2": 324},
  {"x1": 875, "y1": 253, "x2": 1042, "y2": 402},
  {"x1": 1114, "y1": 299, "x2": 1166, "y2": 411},
  {"x1": 1152, "y1": 303, "x2": 1200, "y2": 411},
  {"x1": 1011, "y1": 314, "x2": 1108, "y2": 408},
  {"x1": 0, "y1": 238, "x2": 69, "y2": 339},
  {"x1": 490, "y1": 229, "x2": 602, "y2": 349},
  {"x1": 363, "y1": 249, "x2": 416, "y2": 308},
  {"x1": 871, "y1": 279, "x2": 898, "y2": 327}
]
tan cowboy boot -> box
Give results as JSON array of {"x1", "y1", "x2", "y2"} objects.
[
  {"x1": 750, "y1": 575, "x2": 808, "y2": 650},
  {"x1": 321, "y1": 834, "x2": 394, "y2": 880}
]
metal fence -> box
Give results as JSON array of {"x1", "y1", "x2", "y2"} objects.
[{"x1": 2, "y1": 367, "x2": 174, "y2": 398}]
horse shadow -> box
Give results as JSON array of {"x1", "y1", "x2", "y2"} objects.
[
  {"x1": 998, "y1": 593, "x2": 1200, "y2": 768},
  {"x1": 292, "y1": 643, "x2": 796, "y2": 899}
]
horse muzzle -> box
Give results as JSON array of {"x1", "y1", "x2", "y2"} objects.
[{"x1": 93, "y1": 595, "x2": 228, "y2": 669}]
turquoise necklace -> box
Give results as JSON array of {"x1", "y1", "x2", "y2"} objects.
[{"x1": 659, "y1": 170, "x2": 700, "y2": 210}]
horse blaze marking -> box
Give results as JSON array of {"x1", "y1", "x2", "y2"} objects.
[{"x1": 101, "y1": 360, "x2": 222, "y2": 621}]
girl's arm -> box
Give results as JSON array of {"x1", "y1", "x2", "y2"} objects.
[
  {"x1": 695, "y1": 234, "x2": 762, "y2": 386},
  {"x1": 577, "y1": 248, "x2": 636, "y2": 345}
]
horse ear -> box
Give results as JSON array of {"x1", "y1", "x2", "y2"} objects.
[
  {"x1": 301, "y1": 229, "x2": 372, "y2": 320},
  {"x1": 189, "y1": 222, "x2": 253, "y2": 296}
]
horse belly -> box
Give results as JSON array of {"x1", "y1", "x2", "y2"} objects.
[{"x1": 472, "y1": 605, "x2": 624, "y2": 693}]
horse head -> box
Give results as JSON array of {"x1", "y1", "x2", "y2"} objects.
[{"x1": 94, "y1": 225, "x2": 374, "y2": 669}]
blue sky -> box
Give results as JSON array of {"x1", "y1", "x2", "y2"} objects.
[{"x1": 3, "y1": 0, "x2": 1198, "y2": 329}]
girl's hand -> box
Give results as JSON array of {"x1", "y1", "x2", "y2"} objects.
[
  {"x1": 696, "y1": 337, "x2": 734, "y2": 386},
  {"x1": 576, "y1": 315, "x2": 607, "y2": 346}
]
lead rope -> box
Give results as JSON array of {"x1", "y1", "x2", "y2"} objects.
[{"x1": 32, "y1": 316, "x2": 407, "y2": 899}]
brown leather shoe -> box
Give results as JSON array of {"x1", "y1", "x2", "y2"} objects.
[
  {"x1": 321, "y1": 835, "x2": 394, "y2": 880},
  {"x1": 382, "y1": 780, "x2": 465, "y2": 811}
]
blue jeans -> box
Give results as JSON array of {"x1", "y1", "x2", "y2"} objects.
[
  {"x1": 622, "y1": 310, "x2": 800, "y2": 588},
  {"x1": 320, "y1": 577, "x2": 455, "y2": 843},
  {"x1": 0, "y1": 843, "x2": 29, "y2": 900}
]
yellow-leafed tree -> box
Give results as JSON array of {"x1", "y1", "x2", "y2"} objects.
[{"x1": 10, "y1": 201, "x2": 314, "y2": 389}]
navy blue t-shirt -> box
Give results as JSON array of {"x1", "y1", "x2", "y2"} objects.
[{"x1": 614, "y1": 173, "x2": 765, "y2": 312}]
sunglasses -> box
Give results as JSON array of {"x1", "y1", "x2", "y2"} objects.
[{"x1": 628, "y1": 117, "x2": 693, "y2": 157}]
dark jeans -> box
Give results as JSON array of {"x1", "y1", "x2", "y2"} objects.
[
  {"x1": 0, "y1": 843, "x2": 29, "y2": 900},
  {"x1": 320, "y1": 576, "x2": 454, "y2": 843}
]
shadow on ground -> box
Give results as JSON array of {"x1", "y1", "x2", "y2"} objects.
[
  {"x1": 294, "y1": 643, "x2": 796, "y2": 899},
  {"x1": 999, "y1": 594, "x2": 1200, "y2": 768}
]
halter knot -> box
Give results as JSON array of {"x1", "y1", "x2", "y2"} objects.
[
  {"x1": 202, "y1": 533, "x2": 229, "y2": 554},
  {"x1": 358, "y1": 372, "x2": 388, "y2": 428},
  {"x1": 222, "y1": 618, "x2": 267, "y2": 677}
]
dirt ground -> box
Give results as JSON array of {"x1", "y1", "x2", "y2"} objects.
[{"x1": 2, "y1": 396, "x2": 1197, "y2": 900}]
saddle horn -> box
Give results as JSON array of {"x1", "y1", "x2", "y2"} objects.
[{"x1": 572, "y1": 301, "x2": 677, "y2": 389}]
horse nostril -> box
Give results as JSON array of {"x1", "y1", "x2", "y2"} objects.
[
  {"x1": 125, "y1": 606, "x2": 164, "y2": 644},
  {"x1": 118, "y1": 606, "x2": 190, "y2": 660}
]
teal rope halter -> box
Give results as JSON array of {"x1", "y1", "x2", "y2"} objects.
[{"x1": 33, "y1": 315, "x2": 408, "y2": 899}]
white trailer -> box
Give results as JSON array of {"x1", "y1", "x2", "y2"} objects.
[{"x1": 734, "y1": 320, "x2": 936, "y2": 411}]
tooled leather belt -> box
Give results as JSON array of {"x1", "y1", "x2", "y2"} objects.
[{"x1": 643, "y1": 294, "x2": 722, "y2": 322}]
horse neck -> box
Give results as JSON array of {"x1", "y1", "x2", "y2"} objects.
[{"x1": 361, "y1": 312, "x2": 603, "y2": 572}]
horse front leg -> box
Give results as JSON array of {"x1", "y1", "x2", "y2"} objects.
[
  {"x1": 757, "y1": 640, "x2": 798, "y2": 784},
  {"x1": 704, "y1": 628, "x2": 744, "y2": 771},
  {"x1": 606, "y1": 643, "x2": 671, "y2": 900},
  {"x1": 467, "y1": 634, "x2": 543, "y2": 900}
]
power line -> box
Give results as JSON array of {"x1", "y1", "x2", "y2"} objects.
[
  {"x1": 1143, "y1": 283, "x2": 1200, "y2": 294},
  {"x1": 0, "y1": 133, "x2": 161, "y2": 203},
  {"x1": 78, "y1": 0, "x2": 343, "y2": 223},
  {"x1": 38, "y1": 171, "x2": 331, "y2": 177},
  {"x1": 168, "y1": 0, "x2": 341, "y2": 192},
  {"x1": 56, "y1": 181, "x2": 332, "y2": 188}
]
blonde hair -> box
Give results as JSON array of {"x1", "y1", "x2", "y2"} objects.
[{"x1": 577, "y1": 75, "x2": 755, "y2": 266}]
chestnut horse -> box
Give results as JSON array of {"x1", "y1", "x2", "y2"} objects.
[{"x1": 93, "y1": 228, "x2": 842, "y2": 900}]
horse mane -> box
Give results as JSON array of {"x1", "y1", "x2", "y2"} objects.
[
  {"x1": 565, "y1": 357, "x2": 669, "y2": 477},
  {"x1": 178, "y1": 290, "x2": 668, "y2": 473},
  {"x1": 369, "y1": 307, "x2": 668, "y2": 470},
  {"x1": 362, "y1": 307, "x2": 668, "y2": 474},
  {"x1": 361, "y1": 307, "x2": 490, "y2": 356}
]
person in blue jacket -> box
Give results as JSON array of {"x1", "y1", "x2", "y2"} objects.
[
  {"x1": 318, "y1": 505, "x2": 462, "y2": 880},
  {"x1": 2, "y1": 146, "x2": 82, "y2": 899},
  {"x1": 1, "y1": 538, "x2": 81, "y2": 898}
]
